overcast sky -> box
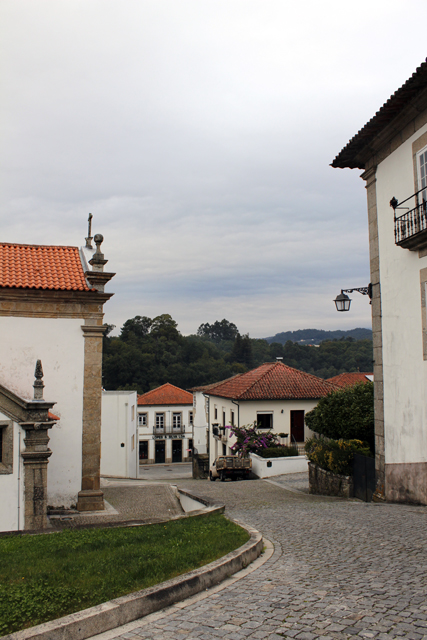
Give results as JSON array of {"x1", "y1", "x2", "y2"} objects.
[{"x1": 1, "y1": 1, "x2": 426, "y2": 338}]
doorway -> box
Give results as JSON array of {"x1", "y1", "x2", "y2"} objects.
[
  {"x1": 172, "y1": 439, "x2": 182, "y2": 463},
  {"x1": 139, "y1": 440, "x2": 148, "y2": 461},
  {"x1": 290, "y1": 410, "x2": 305, "y2": 442},
  {"x1": 155, "y1": 440, "x2": 165, "y2": 463}
]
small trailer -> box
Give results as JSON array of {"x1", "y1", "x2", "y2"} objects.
[{"x1": 209, "y1": 456, "x2": 252, "y2": 481}]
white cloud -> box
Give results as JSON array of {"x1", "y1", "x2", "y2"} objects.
[{"x1": 1, "y1": 0, "x2": 426, "y2": 338}]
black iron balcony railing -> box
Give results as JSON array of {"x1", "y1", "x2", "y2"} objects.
[
  {"x1": 153, "y1": 424, "x2": 186, "y2": 435},
  {"x1": 391, "y1": 188, "x2": 427, "y2": 250}
]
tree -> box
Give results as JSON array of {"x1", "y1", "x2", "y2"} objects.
[
  {"x1": 305, "y1": 382, "x2": 374, "y2": 451},
  {"x1": 197, "y1": 319, "x2": 238, "y2": 342},
  {"x1": 120, "y1": 316, "x2": 152, "y2": 341}
]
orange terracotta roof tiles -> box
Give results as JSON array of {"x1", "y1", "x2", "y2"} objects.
[
  {"x1": 206, "y1": 362, "x2": 338, "y2": 401},
  {"x1": 138, "y1": 383, "x2": 193, "y2": 406},
  {"x1": 0, "y1": 243, "x2": 92, "y2": 291},
  {"x1": 327, "y1": 372, "x2": 373, "y2": 388}
]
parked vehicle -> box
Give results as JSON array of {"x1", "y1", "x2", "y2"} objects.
[{"x1": 209, "y1": 456, "x2": 252, "y2": 481}]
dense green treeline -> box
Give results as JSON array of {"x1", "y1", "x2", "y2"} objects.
[{"x1": 102, "y1": 315, "x2": 373, "y2": 394}]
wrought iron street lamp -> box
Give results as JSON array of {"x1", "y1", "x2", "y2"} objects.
[{"x1": 333, "y1": 284, "x2": 372, "y2": 312}]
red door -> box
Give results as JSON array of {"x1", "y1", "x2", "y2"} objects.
[{"x1": 290, "y1": 410, "x2": 305, "y2": 442}]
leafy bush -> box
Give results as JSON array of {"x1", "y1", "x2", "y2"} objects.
[
  {"x1": 305, "y1": 436, "x2": 372, "y2": 476},
  {"x1": 305, "y1": 382, "x2": 374, "y2": 451},
  {"x1": 255, "y1": 446, "x2": 299, "y2": 458}
]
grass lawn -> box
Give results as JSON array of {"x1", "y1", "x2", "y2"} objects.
[{"x1": 0, "y1": 513, "x2": 250, "y2": 635}]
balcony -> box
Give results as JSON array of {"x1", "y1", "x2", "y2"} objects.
[
  {"x1": 153, "y1": 424, "x2": 186, "y2": 436},
  {"x1": 393, "y1": 189, "x2": 427, "y2": 250}
]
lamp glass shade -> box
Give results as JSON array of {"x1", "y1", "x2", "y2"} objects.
[{"x1": 334, "y1": 292, "x2": 351, "y2": 312}]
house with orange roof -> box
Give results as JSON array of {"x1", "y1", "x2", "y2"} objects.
[
  {"x1": 137, "y1": 383, "x2": 194, "y2": 465},
  {"x1": 192, "y1": 362, "x2": 337, "y2": 467},
  {"x1": 327, "y1": 372, "x2": 373, "y2": 388},
  {"x1": 0, "y1": 228, "x2": 115, "y2": 530},
  {"x1": 332, "y1": 58, "x2": 427, "y2": 504}
]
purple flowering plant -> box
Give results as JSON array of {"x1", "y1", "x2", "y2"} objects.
[{"x1": 227, "y1": 421, "x2": 279, "y2": 458}]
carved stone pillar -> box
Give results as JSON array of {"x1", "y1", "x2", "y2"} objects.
[
  {"x1": 21, "y1": 424, "x2": 53, "y2": 529},
  {"x1": 76, "y1": 323, "x2": 106, "y2": 511},
  {"x1": 361, "y1": 165, "x2": 385, "y2": 500}
]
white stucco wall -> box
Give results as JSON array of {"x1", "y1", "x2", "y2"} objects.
[
  {"x1": 192, "y1": 390, "x2": 208, "y2": 454},
  {"x1": 375, "y1": 123, "x2": 427, "y2": 465},
  {"x1": 207, "y1": 395, "x2": 318, "y2": 466},
  {"x1": 0, "y1": 411, "x2": 25, "y2": 532},
  {"x1": 101, "y1": 391, "x2": 138, "y2": 478},
  {"x1": 250, "y1": 452, "x2": 308, "y2": 478},
  {"x1": 0, "y1": 316, "x2": 85, "y2": 507}
]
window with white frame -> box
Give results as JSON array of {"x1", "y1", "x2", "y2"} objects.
[
  {"x1": 189, "y1": 410, "x2": 194, "y2": 425},
  {"x1": 172, "y1": 412, "x2": 182, "y2": 430},
  {"x1": 155, "y1": 413, "x2": 165, "y2": 430},
  {"x1": 138, "y1": 413, "x2": 148, "y2": 427},
  {"x1": 230, "y1": 410, "x2": 235, "y2": 426},
  {"x1": 256, "y1": 412, "x2": 273, "y2": 429}
]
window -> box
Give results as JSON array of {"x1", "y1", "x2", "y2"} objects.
[
  {"x1": 0, "y1": 421, "x2": 13, "y2": 475},
  {"x1": 222, "y1": 411, "x2": 226, "y2": 427},
  {"x1": 214, "y1": 406, "x2": 218, "y2": 420},
  {"x1": 230, "y1": 410, "x2": 235, "y2": 426},
  {"x1": 189, "y1": 411, "x2": 194, "y2": 426},
  {"x1": 138, "y1": 413, "x2": 147, "y2": 427},
  {"x1": 172, "y1": 413, "x2": 182, "y2": 430},
  {"x1": 155, "y1": 413, "x2": 165, "y2": 430},
  {"x1": 257, "y1": 413, "x2": 273, "y2": 429},
  {"x1": 222, "y1": 443, "x2": 227, "y2": 455}
]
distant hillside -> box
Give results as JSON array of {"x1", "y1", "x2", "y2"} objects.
[{"x1": 264, "y1": 328, "x2": 372, "y2": 346}]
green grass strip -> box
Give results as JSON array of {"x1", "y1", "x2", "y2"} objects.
[{"x1": 0, "y1": 512, "x2": 249, "y2": 635}]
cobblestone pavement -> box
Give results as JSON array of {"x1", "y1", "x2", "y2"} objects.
[{"x1": 91, "y1": 478, "x2": 427, "y2": 640}]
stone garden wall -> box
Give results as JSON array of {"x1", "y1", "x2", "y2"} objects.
[{"x1": 308, "y1": 462, "x2": 353, "y2": 498}]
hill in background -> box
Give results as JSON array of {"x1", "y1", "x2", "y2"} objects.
[{"x1": 264, "y1": 327, "x2": 372, "y2": 346}]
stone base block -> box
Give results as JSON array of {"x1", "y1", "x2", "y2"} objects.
[
  {"x1": 386, "y1": 461, "x2": 427, "y2": 505},
  {"x1": 77, "y1": 489, "x2": 105, "y2": 512}
]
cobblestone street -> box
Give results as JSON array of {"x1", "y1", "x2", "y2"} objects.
[{"x1": 92, "y1": 477, "x2": 427, "y2": 640}]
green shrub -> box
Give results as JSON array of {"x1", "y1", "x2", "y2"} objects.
[
  {"x1": 305, "y1": 382, "x2": 374, "y2": 451},
  {"x1": 255, "y1": 446, "x2": 299, "y2": 458},
  {"x1": 305, "y1": 436, "x2": 371, "y2": 476}
]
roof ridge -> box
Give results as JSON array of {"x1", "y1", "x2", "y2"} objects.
[{"x1": 0, "y1": 242, "x2": 80, "y2": 249}]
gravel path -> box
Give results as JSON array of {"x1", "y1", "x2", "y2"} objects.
[{"x1": 89, "y1": 477, "x2": 427, "y2": 640}]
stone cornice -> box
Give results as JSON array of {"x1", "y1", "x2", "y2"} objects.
[
  {"x1": 0, "y1": 382, "x2": 56, "y2": 423},
  {"x1": 81, "y1": 324, "x2": 108, "y2": 337}
]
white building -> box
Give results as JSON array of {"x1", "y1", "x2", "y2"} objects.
[
  {"x1": 193, "y1": 362, "x2": 337, "y2": 467},
  {"x1": 0, "y1": 230, "x2": 115, "y2": 530},
  {"x1": 101, "y1": 390, "x2": 138, "y2": 479},
  {"x1": 332, "y1": 58, "x2": 427, "y2": 504},
  {"x1": 137, "y1": 383, "x2": 194, "y2": 465}
]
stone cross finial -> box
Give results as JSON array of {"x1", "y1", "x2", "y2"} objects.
[
  {"x1": 85, "y1": 213, "x2": 93, "y2": 249},
  {"x1": 33, "y1": 360, "x2": 44, "y2": 400}
]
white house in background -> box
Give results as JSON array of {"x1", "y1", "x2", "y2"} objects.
[
  {"x1": 137, "y1": 383, "x2": 194, "y2": 465},
  {"x1": 101, "y1": 390, "x2": 138, "y2": 479},
  {"x1": 193, "y1": 362, "x2": 337, "y2": 467},
  {"x1": 332, "y1": 58, "x2": 427, "y2": 504},
  {"x1": 0, "y1": 229, "x2": 115, "y2": 530}
]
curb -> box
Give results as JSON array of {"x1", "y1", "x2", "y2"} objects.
[{"x1": 4, "y1": 520, "x2": 263, "y2": 640}]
